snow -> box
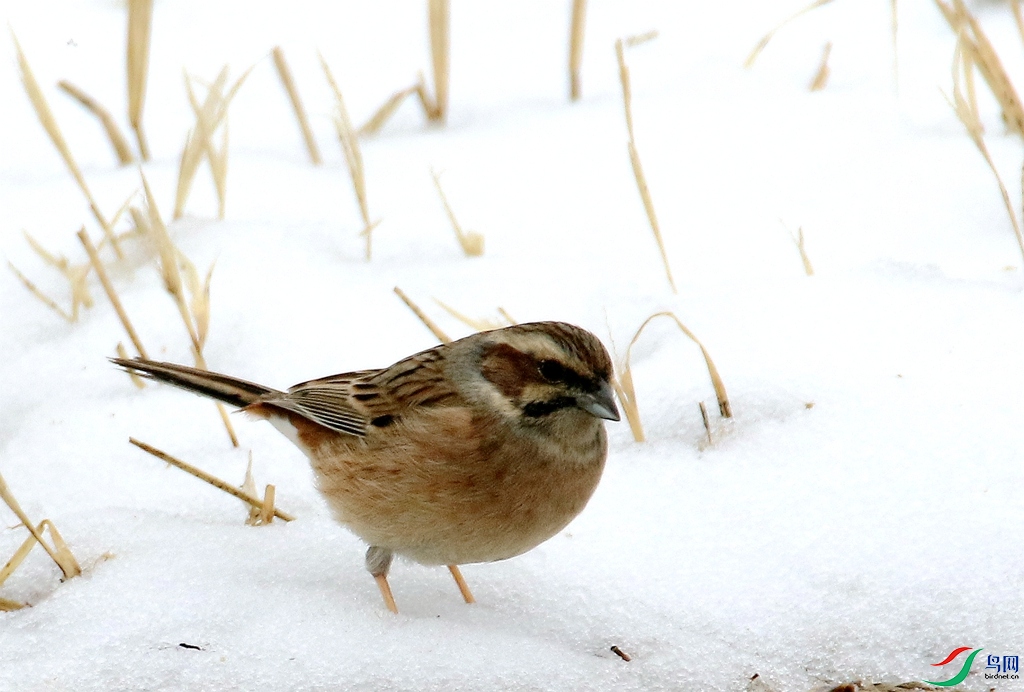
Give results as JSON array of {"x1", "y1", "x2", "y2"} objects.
[{"x1": 1, "y1": 1, "x2": 1023, "y2": 690}]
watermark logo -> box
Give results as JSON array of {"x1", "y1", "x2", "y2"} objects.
[
  {"x1": 925, "y1": 647, "x2": 1020, "y2": 686},
  {"x1": 984, "y1": 653, "x2": 1020, "y2": 682}
]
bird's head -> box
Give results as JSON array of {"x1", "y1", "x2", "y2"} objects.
[{"x1": 471, "y1": 321, "x2": 620, "y2": 426}]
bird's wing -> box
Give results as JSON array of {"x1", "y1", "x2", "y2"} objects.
[
  {"x1": 267, "y1": 380, "x2": 372, "y2": 437},
  {"x1": 265, "y1": 346, "x2": 460, "y2": 436}
]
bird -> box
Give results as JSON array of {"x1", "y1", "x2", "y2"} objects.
[{"x1": 112, "y1": 321, "x2": 620, "y2": 613}]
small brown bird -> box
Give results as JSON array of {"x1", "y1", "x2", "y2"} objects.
[{"x1": 113, "y1": 321, "x2": 619, "y2": 613}]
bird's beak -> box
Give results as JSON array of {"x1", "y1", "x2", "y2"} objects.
[{"x1": 576, "y1": 380, "x2": 620, "y2": 421}]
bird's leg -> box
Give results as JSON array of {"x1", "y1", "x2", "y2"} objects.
[
  {"x1": 447, "y1": 564, "x2": 475, "y2": 604},
  {"x1": 366, "y1": 546, "x2": 397, "y2": 614}
]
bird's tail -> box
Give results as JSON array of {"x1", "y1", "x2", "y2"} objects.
[{"x1": 111, "y1": 358, "x2": 281, "y2": 408}]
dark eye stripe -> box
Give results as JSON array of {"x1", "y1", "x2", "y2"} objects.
[
  {"x1": 522, "y1": 396, "x2": 577, "y2": 417},
  {"x1": 538, "y1": 359, "x2": 568, "y2": 383},
  {"x1": 538, "y1": 360, "x2": 596, "y2": 393}
]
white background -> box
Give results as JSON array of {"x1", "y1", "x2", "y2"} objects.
[{"x1": 1, "y1": 1, "x2": 1022, "y2": 690}]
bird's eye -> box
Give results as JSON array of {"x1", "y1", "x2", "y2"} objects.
[{"x1": 538, "y1": 359, "x2": 568, "y2": 383}]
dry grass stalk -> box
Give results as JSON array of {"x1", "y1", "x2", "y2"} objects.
[
  {"x1": 212, "y1": 123, "x2": 230, "y2": 216},
  {"x1": 9, "y1": 231, "x2": 96, "y2": 322},
  {"x1": 26, "y1": 233, "x2": 95, "y2": 316},
  {"x1": 0, "y1": 519, "x2": 77, "y2": 601},
  {"x1": 129, "y1": 205, "x2": 151, "y2": 236},
  {"x1": 616, "y1": 35, "x2": 678, "y2": 294},
  {"x1": 127, "y1": 0, "x2": 153, "y2": 159},
  {"x1": 934, "y1": 0, "x2": 1024, "y2": 138},
  {"x1": 181, "y1": 258, "x2": 216, "y2": 353},
  {"x1": 809, "y1": 42, "x2": 832, "y2": 91},
  {"x1": 610, "y1": 646, "x2": 632, "y2": 662},
  {"x1": 241, "y1": 454, "x2": 261, "y2": 525},
  {"x1": 159, "y1": 212, "x2": 216, "y2": 351},
  {"x1": 1, "y1": 531, "x2": 39, "y2": 592},
  {"x1": 144, "y1": 174, "x2": 190, "y2": 338},
  {"x1": 175, "y1": 66, "x2": 251, "y2": 220},
  {"x1": 789, "y1": 225, "x2": 815, "y2": 275},
  {"x1": 961, "y1": 38, "x2": 981, "y2": 125},
  {"x1": 259, "y1": 485, "x2": 276, "y2": 525},
  {"x1": 78, "y1": 228, "x2": 150, "y2": 358},
  {"x1": 7, "y1": 262, "x2": 74, "y2": 322},
  {"x1": 698, "y1": 401, "x2": 712, "y2": 445},
  {"x1": 0, "y1": 470, "x2": 81, "y2": 579},
  {"x1": 433, "y1": 298, "x2": 512, "y2": 331},
  {"x1": 497, "y1": 307, "x2": 517, "y2": 325},
  {"x1": 610, "y1": 371, "x2": 644, "y2": 442},
  {"x1": 428, "y1": 0, "x2": 451, "y2": 121},
  {"x1": 178, "y1": 69, "x2": 233, "y2": 216},
  {"x1": 431, "y1": 169, "x2": 484, "y2": 256},
  {"x1": 622, "y1": 139, "x2": 663, "y2": 288},
  {"x1": 142, "y1": 174, "x2": 239, "y2": 446},
  {"x1": 12, "y1": 32, "x2": 120, "y2": 257},
  {"x1": 128, "y1": 438, "x2": 295, "y2": 522},
  {"x1": 359, "y1": 84, "x2": 420, "y2": 136},
  {"x1": 744, "y1": 0, "x2": 836, "y2": 68},
  {"x1": 613, "y1": 311, "x2": 733, "y2": 443},
  {"x1": 35, "y1": 520, "x2": 79, "y2": 579},
  {"x1": 57, "y1": 80, "x2": 135, "y2": 165},
  {"x1": 320, "y1": 54, "x2": 377, "y2": 259},
  {"x1": 0, "y1": 597, "x2": 25, "y2": 611},
  {"x1": 117, "y1": 343, "x2": 146, "y2": 388},
  {"x1": 413, "y1": 72, "x2": 436, "y2": 117},
  {"x1": 1013, "y1": 0, "x2": 1024, "y2": 46},
  {"x1": 394, "y1": 286, "x2": 451, "y2": 343},
  {"x1": 240, "y1": 456, "x2": 277, "y2": 526},
  {"x1": 23, "y1": 232, "x2": 65, "y2": 271},
  {"x1": 102, "y1": 192, "x2": 142, "y2": 249},
  {"x1": 0, "y1": 518, "x2": 82, "y2": 609},
  {"x1": 569, "y1": 0, "x2": 588, "y2": 100},
  {"x1": 271, "y1": 47, "x2": 322, "y2": 165},
  {"x1": 947, "y1": 36, "x2": 1024, "y2": 264},
  {"x1": 624, "y1": 31, "x2": 659, "y2": 49}
]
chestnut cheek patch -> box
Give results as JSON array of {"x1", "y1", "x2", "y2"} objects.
[{"x1": 479, "y1": 343, "x2": 543, "y2": 399}]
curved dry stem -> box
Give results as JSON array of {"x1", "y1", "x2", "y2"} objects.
[
  {"x1": 617, "y1": 34, "x2": 677, "y2": 294},
  {"x1": 744, "y1": 0, "x2": 836, "y2": 68},
  {"x1": 947, "y1": 34, "x2": 1024, "y2": 265},
  {"x1": 320, "y1": 53, "x2": 374, "y2": 258},
  {"x1": 615, "y1": 310, "x2": 733, "y2": 443},
  {"x1": 58, "y1": 80, "x2": 135, "y2": 164},
  {"x1": 0, "y1": 473, "x2": 81, "y2": 579}
]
